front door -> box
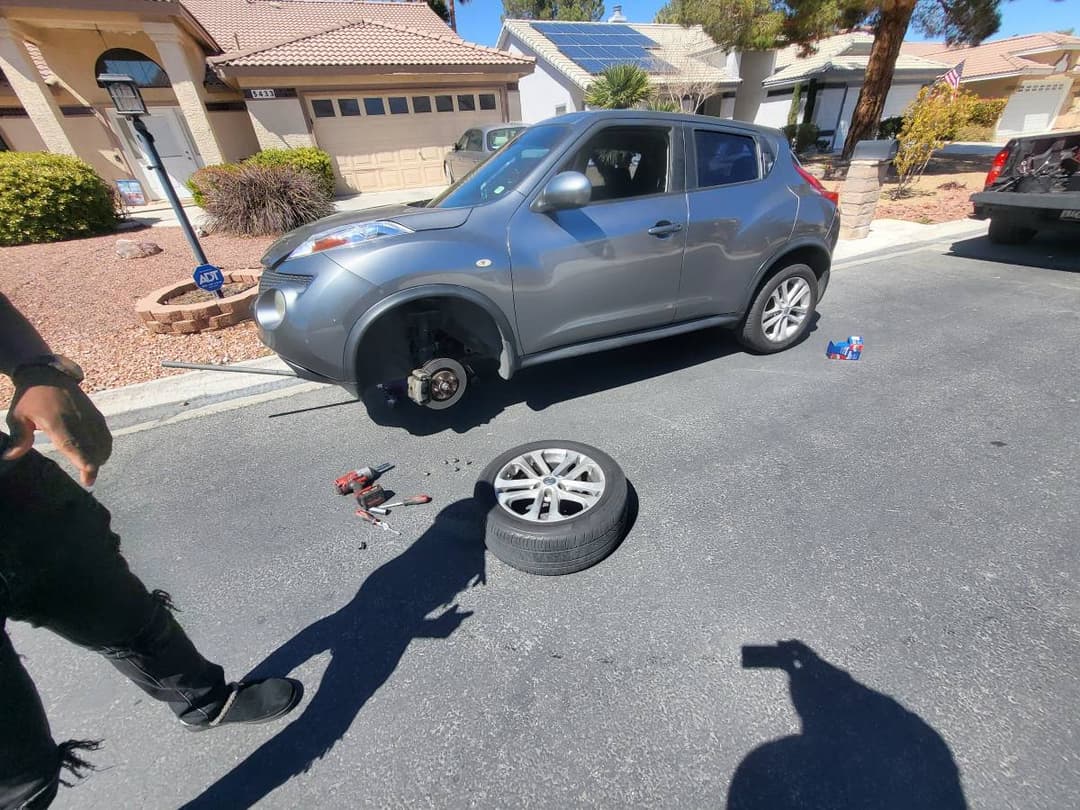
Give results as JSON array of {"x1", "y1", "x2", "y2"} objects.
[
  {"x1": 112, "y1": 108, "x2": 201, "y2": 200},
  {"x1": 507, "y1": 123, "x2": 686, "y2": 354}
]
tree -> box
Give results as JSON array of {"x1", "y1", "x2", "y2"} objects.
[
  {"x1": 655, "y1": 0, "x2": 784, "y2": 51},
  {"x1": 502, "y1": 0, "x2": 605, "y2": 21},
  {"x1": 584, "y1": 63, "x2": 652, "y2": 108},
  {"x1": 428, "y1": 0, "x2": 451, "y2": 24}
]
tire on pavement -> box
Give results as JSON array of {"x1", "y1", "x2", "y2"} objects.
[
  {"x1": 987, "y1": 218, "x2": 1036, "y2": 245},
  {"x1": 478, "y1": 440, "x2": 628, "y2": 576},
  {"x1": 737, "y1": 262, "x2": 819, "y2": 354}
]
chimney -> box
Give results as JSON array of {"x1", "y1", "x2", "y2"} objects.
[{"x1": 608, "y1": 5, "x2": 627, "y2": 22}]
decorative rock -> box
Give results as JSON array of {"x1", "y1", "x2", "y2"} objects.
[{"x1": 116, "y1": 239, "x2": 163, "y2": 259}]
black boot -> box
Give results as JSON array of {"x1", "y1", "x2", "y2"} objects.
[{"x1": 182, "y1": 678, "x2": 303, "y2": 731}]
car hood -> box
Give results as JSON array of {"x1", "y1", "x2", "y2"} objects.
[{"x1": 261, "y1": 203, "x2": 472, "y2": 268}]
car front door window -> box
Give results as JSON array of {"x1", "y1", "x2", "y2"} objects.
[{"x1": 562, "y1": 126, "x2": 670, "y2": 203}]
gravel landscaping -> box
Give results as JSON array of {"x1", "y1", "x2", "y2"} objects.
[{"x1": 0, "y1": 228, "x2": 275, "y2": 408}]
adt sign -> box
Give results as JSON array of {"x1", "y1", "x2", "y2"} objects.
[{"x1": 193, "y1": 263, "x2": 225, "y2": 293}]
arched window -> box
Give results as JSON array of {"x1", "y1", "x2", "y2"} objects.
[{"x1": 95, "y1": 49, "x2": 170, "y2": 88}]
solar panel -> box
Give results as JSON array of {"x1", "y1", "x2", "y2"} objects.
[{"x1": 530, "y1": 22, "x2": 676, "y2": 75}]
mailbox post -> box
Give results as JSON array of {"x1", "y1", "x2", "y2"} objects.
[{"x1": 839, "y1": 139, "x2": 900, "y2": 240}]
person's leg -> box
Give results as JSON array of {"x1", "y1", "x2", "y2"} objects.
[
  {"x1": 1, "y1": 450, "x2": 301, "y2": 731},
  {"x1": 0, "y1": 627, "x2": 60, "y2": 810}
]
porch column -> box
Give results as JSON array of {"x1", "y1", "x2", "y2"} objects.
[
  {"x1": 142, "y1": 21, "x2": 224, "y2": 165},
  {"x1": 0, "y1": 20, "x2": 74, "y2": 154}
]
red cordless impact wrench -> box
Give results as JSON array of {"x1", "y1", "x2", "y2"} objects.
[{"x1": 333, "y1": 463, "x2": 393, "y2": 495}]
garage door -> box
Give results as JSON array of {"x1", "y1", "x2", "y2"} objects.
[
  {"x1": 997, "y1": 79, "x2": 1072, "y2": 137},
  {"x1": 308, "y1": 90, "x2": 505, "y2": 193}
]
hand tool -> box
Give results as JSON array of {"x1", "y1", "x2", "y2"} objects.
[
  {"x1": 354, "y1": 484, "x2": 389, "y2": 510},
  {"x1": 334, "y1": 463, "x2": 393, "y2": 495},
  {"x1": 369, "y1": 495, "x2": 432, "y2": 515},
  {"x1": 355, "y1": 508, "x2": 400, "y2": 535}
]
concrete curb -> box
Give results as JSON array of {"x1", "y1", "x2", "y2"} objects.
[{"x1": 834, "y1": 218, "x2": 987, "y2": 262}]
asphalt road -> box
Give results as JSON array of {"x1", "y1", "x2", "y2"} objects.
[{"x1": 11, "y1": 231, "x2": 1080, "y2": 809}]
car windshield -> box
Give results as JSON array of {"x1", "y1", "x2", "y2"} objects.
[
  {"x1": 429, "y1": 125, "x2": 568, "y2": 209},
  {"x1": 487, "y1": 126, "x2": 526, "y2": 151}
]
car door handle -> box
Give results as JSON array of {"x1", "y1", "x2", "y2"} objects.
[{"x1": 648, "y1": 221, "x2": 683, "y2": 237}]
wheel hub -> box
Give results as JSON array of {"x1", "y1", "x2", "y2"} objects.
[{"x1": 430, "y1": 369, "x2": 460, "y2": 401}]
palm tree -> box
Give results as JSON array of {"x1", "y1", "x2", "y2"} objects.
[{"x1": 584, "y1": 64, "x2": 652, "y2": 110}]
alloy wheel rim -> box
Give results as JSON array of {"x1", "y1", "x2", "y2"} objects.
[
  {"x1": 762, "y1": 277, "x2": 811, "y2": 342},
  {"x1": 493, "y1": 449, "x2": 606, "y2": 523}
]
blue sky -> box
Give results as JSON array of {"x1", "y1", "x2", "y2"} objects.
[{"x1": 456, "y1": 0, "x2": 1079, "y2": 47}]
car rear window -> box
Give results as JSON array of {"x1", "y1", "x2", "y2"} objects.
[
  {"x1": 694, "y1": 130, "x2": 760, "y2": 188},
  {"x1": 487, "y1": 127, "x2": 525, "y2": 151}
]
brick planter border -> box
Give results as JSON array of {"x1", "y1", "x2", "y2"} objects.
[{"x1": 135, "y1": 270, "x2": 261, "y2": 334}]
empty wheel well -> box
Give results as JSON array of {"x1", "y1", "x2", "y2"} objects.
[{"x1": 355, "y1": 296, "x2": 503, "y2": 389}]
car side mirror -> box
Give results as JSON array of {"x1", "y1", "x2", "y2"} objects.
[
  {"x1": 453, "y1": 143, "x2": 461, "y2": 151},
  {"x1": 532, "y1": 171, "x2": 591, "y2": 213}
]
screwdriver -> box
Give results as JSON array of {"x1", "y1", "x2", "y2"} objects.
[
  {"x1": 355, "y1": 508, "x2": 400, "y2": 535},
  {"x1": 369, "y1": 495, "x2": 432, "y2": 515}
]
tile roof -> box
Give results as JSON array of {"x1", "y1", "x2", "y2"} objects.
[
  {"x1": 499, "y1": 19, "x2": 737, "y2": 89},
  {"x1": 900, "y1": 32, "x2": 1080, "y2": 80},
  {"x1": 180, "y1": 0, "x2": 457, "y2": 56},
  {"x1": 765, "y1": 31, "x2": 948, "y2": 86},
  {"x1": 212, "y1": 17, "x2": 533, "y2": 68}
]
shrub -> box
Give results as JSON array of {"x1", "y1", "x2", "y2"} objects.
[
  {"x1": 954, "y1": 123, "x2": 995, "y2": 142},
  {"x1": 893, "y1": 85, "x2": 959, "y2": 198},
  {"x1": 781, "y1": 122, "x2": 821, "y2": 154},
  {"x1": 245, "y1": 147, "x2": 335, "y2": 198},
  {"x1": 0, "y1": 152, "x2": 117, "y2": 245},
  {"x1": 584, "y1": 63, "x2": 652, "y2": 109},
  {"x1": 966, "y1": 97, "x2": 1007, "y2": 128},
  {"x1": 200, "y1": 164, "x2": 334, "y2": 237},
  {"x1": 877, "y1": 116, "x2": 904, "y2": 140},
  {"x1": 186, "y1": 163, "x2": 239, "y2": 207}
]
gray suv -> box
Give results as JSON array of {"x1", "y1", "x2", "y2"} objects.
[{"x1": 255, "y1": 111, "x2": 840, "y2": 411}]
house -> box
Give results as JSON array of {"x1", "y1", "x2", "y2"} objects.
[
  {"x1": 0, "y1": 0, "x2": 533, "y2": 199},
  {"x1": 496, "y1": 6, "x2": 741, "y2": 122},
  {"x1": 903, "y1": 33, "x2": 1080, "y2": 137},
  {"x1": 745, "y1": 31, "x2": 947, "y2": 152}
]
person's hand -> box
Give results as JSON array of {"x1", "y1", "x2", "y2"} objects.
[{"x1": 3, "y1": 367, "x2": 112, "y2": 486}]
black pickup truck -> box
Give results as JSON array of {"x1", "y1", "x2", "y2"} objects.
[{"x1": 970, "y1": 130, "x2": 1080, "y2": 244}]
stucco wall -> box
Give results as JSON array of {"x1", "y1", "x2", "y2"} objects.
[
  {"x1": 964, "y1": 77, "x2": 1019, "y2": 100},
  {"x1": 755, "y1": 93, "x2": 792, "y2": 129},
  {"x1": 505, "y1": 37, "x2": 581, "y2": 122},
  {"x1": 733, "y1": 51, "x2": 776, "y2": 123},
  {"x1": 208, "y1": 109, "x2": 259, "y2": 161},
  {"x1": 62, "y1": 113, "x2": 130, "y2": 183},
  {"x1": 246, "y1": 98, "x2": 315, "y2": 150},
  {"x1": 0, "y1": 114, "x2": 46, "y2": 151}
]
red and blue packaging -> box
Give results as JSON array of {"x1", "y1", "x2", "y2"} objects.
[{"x1": 826, "y1": 335, "x2": 864, "y2": 360}]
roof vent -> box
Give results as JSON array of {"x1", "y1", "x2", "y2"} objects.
[{"x1": 608, "y1": 5, "x2": 627, "y2": 22}]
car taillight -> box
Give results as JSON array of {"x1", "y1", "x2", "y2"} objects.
[
  {"x1": 984, "y1": 147, "x2": 1010, "y2": 189},
  {"x1": 793, "y1": 159, "x2": 840, "y2": 205}
]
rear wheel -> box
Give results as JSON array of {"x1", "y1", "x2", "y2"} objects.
[
  {"x1": 988, "y1": 218, "x2": 1036, "y2": 245},
  {"x1": 737, "y1": 263, "x2": 818, "y2": 354}
]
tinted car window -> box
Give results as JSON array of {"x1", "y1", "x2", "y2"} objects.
[
  {"x1": 695, "y1": 130, "x2": 759, "y2": 188},
  {"x1": 561, "y1": 126, "x2": 669, "y2": 202},
  {"x1": 487, "y1": 127, "x2": 526, "y2": 151},
  {"x1": 465, "y1": 130, "x2": 483, "y2": 151},
  {"x1": 430, "y1": 124, "x2": 569, "y2": 209}
]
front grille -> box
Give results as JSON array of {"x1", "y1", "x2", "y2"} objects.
[{"x1": 259, "y1": 268, "x2": 314, "y2": 292}]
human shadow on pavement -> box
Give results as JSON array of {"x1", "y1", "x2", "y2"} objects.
[
  {"x1": 179, "y1": 494, "x2": 487, "y2": 809},
  {"x1": 728, "y1": 640, "x2": 967, "y2": 810},
  {"x1": 357, "y1": 316, "x2": 819, "y2": 437}
]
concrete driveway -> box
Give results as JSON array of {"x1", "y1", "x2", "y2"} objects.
[{"x1": 11, "y1": 231, "x2": 1080, "y2": 809}]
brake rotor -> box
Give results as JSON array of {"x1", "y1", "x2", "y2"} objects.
[{"x1": 420, "y1": 357, "x2": 468, "y2": 410}]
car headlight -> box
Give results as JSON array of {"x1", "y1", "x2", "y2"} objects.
[{"x1": 289, "y1": 221, "x2": 413, "y2": 259}]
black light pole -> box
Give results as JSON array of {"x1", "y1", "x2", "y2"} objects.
[{"x1": 98, "y1": 73, "x2": 223, "y2": 298}]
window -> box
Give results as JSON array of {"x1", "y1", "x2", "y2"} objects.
[
  {"x1": 435, "y1": 95, "x2": 454, "y2": 112},
  {"x1": 465, "y1": 130, "x2": 483, "y2": 151},
  {"x1": 479, "y1": 93, "x2": 497, "y2": 110},
  {"x1": 457, "y1": 94, "x2": 476, "y2": 111},
  {"x1": 337, "y1": 98, "x2": 361, "y2": 116},
  {"x1": 429, "y1": 124, "x2": 569, "y2": 209},
  {"x1": 694, "y1": 130, "x2": 759, "y2": 188},
  {"x1": 487, "y1": 126, "x2": 525, "y2": 151},
  {"x1": 561, "y1": 126, "x2": 670, "y2": 203},
  {"x1": 554, "y1": 104, "x2": 567, "y2": 116},
  {"x1": 95, "y1": 48, "x2": 169, "y2": 88},
  {"x1": 455, "y1": 131, "x2": 471, "y2": 151},
  {"x1": 388, "y1": 96, "x2": 409, "y2": 114},
  {"x1": 311, "y1": 99, "x2": 335, "y2": 118},
  {"x1": 412, "y1": 96, "x2": 432, "y2": 113},
  {"x1": 363, "y1": 97, "x2": 385, "y2": 115}
]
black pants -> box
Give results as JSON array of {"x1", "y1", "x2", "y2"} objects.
[{"x1": 0, "y1": 450, "x2": 230, "y2": 809}]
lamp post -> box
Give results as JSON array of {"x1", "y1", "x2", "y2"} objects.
[{"x1": 98, "y1": 73, "x2": 223, "y2": 298}]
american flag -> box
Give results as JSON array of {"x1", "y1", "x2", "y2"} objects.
[{"x1": 941, "y1": 61, "x2": 965, "y2": 90}]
